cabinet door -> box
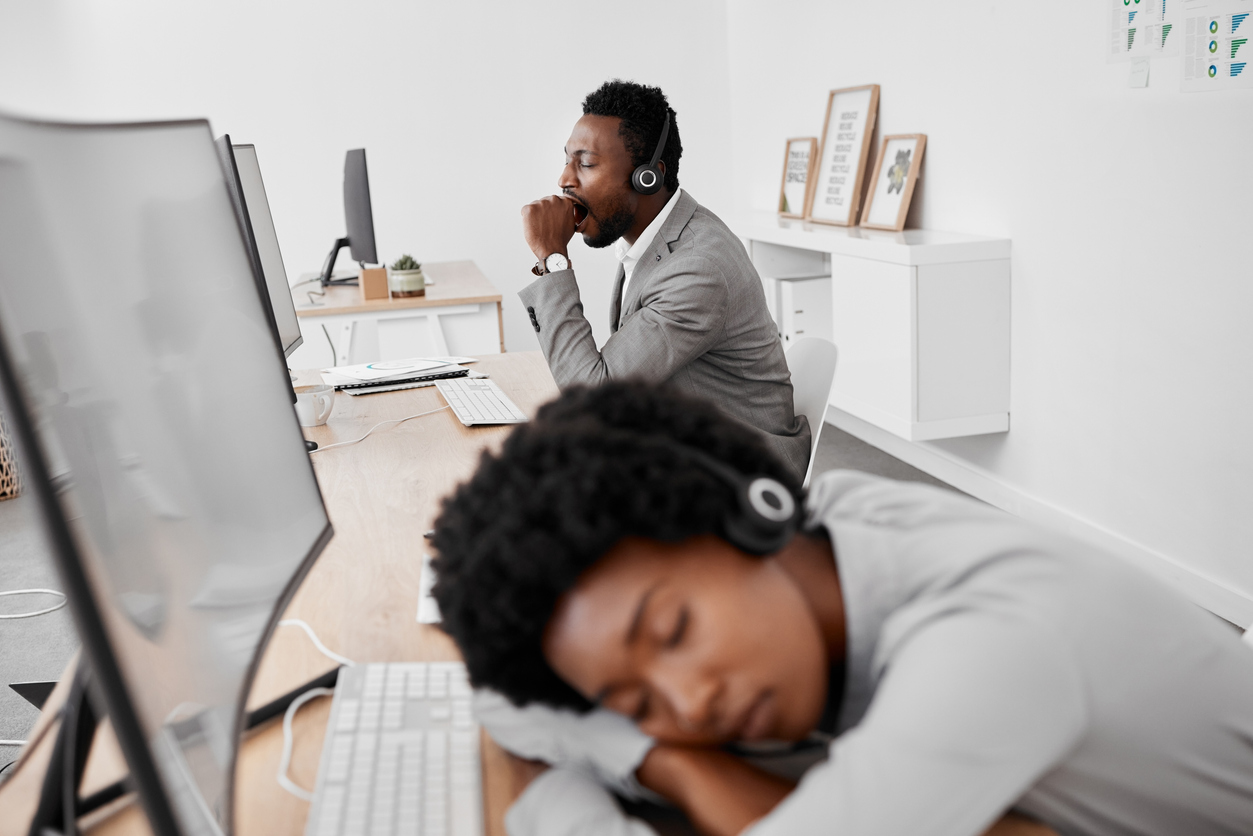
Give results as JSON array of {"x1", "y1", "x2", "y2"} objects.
[
  {"x1": 915, "y1": 260, "x2": 1010, "y2": 422},
  {"x1": 830, "y1": 258, "x2": 914, "y2": 425}
]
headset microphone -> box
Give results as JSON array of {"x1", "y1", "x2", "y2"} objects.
[{"x1": 631, "y1": 111, "x2": 671, "y2": 196}]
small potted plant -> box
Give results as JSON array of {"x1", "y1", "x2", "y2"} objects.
[{"x1": 389, "y1": 255, "x2": 425, "y2": 297}]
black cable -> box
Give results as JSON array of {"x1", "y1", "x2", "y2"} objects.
[
  {"x1": 69, "y1": 666, "x2": 344, "y2": 820},
  {"x1": 245, "y1": 666, "x2": 341, "y2": 731},
  {"x1": 321, "y1": 324, "x2": 337, "y2": 365}
]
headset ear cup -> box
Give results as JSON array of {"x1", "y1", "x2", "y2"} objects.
[
  {"x1": 720, "y1": 478, "x2": 801, "y2": 556},
  {"x1": 632, "y1": 165, "x2": 662, "y2": 195},
  {"x1": 721, "y1": 512, "x2": 781, "y2": 556}
]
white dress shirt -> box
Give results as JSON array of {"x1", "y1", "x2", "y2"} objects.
[{"x1": 613, "y1": 188, "x2": 683, "y2": 309}]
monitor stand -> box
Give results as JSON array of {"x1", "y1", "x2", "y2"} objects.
[
  {"x1": 26, "y1": 666, "x2": 342, "y2": 834},
  {"x1": 288, "y1": 370, "x2": 319, "y2": 452},
  {"x1": 29, "y1": 667, "x2": 127, "y2": 835},
  {"x1": 318, "y1": 237, "x2": 358, "y2": 287}
]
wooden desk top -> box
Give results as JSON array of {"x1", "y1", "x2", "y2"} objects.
[
  {"x1": 0, "y1": 350, "x2": 1058, "y2": 836},
  {"x1": 0, "y1": 351, "x2": 556, "y2": 836},
  {"x1": 293, "y1": 260, "x2": 502, "y2": 318}
]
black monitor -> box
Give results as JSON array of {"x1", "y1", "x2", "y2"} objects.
[
  {"x1": 0, "y1": 112, "x2": 333, "y2": 835},
  {"x1": 217, "y1": 138, "x2": 304, "y2": 358},
  {"x1": 317, "y1": 148, "x2": 378, "y2": 287}
]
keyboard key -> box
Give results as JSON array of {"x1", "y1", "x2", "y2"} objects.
[{"x1": 306, "y1": 663, "x2": 482, "y2": 836}]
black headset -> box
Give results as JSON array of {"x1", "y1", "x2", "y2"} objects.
[
  {"x1": 663, "y1": 441, "x2": 804, "y2": 557},
  {"x1": 631, "y1": 110, "x2": 671, "y2": 196}
]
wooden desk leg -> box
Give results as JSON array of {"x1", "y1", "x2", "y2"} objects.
[{"x1": 496, "y1": 302, "x2": 505, "y2": 353}]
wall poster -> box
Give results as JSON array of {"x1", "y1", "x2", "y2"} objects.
[
  {"x1": 778, "y1": 137, "x2": 817, "y2": 218},
  {"x1": 805, "y1": 84, "x2": 880, "y2": 227}
]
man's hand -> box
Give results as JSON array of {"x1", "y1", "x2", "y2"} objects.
[{"x1": 522, "y1": 195, "x2": 578, "y2": 263}]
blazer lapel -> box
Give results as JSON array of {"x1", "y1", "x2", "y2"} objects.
[
  {"x1": 618, "y1": 191, "x2": 699, "y2": 321},
  {"x1": 609, "y1": 263, "x2": 626, "y2": 333}
]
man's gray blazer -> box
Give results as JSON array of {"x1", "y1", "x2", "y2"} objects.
[{"x1": 518, "y1": 191, "x2": 811, "y2": 480}]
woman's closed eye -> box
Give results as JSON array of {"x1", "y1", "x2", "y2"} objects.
[{"x1": 667, "y1": 606, "x2": 689, "y2": 648}]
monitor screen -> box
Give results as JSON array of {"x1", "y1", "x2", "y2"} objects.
[
  {"x1": 215, "y1": 135, "x2": 282, "y2": 359},
  {"x1": 0, "y1": 113, "x2": 332, "y2": 835},
  {"x1": 344, "y1": 148, "x2": 377, "y2": 266},
  {"x1": 232, "y1": 144, "x2": 303, "y2": 358}
]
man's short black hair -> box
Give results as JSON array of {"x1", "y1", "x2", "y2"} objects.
[
  {"x1": 430, "y1": 382, "x2": 798, "y2": 710},
  {"x1": 583, "y1": 79, "x2": 682, "y2": 194}
]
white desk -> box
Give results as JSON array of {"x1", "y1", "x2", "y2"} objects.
[
  {"x1": 287, "y1": 261, "x2": 505, "y2": 368},
  {"x1": 739, "y1": 213, "x2": 1012, "y2": 442}
]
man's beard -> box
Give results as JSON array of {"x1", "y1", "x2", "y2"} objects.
[{"x1": 581, "y1": 199, "x2": 635, "y2": 249}]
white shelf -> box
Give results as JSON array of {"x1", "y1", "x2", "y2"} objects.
[
  {"x1": 739, "y1": 211, "x2": 1011, "y2": 266},
  {"x1": 739, "y1": 215, "x2": 1011, "y2": 442}
]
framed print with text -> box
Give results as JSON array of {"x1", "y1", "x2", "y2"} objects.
[
  {"x1": 805, "y1": 84, "x2": 879, "y2": 226},
  {"x1": 778, "y1": 137, "x2": 817, "y2": 218},
  {"x1": 860, "y1": 133, "x2": 926, "y2": 232}
]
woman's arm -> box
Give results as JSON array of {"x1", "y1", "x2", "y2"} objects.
[
  {"x1": 636, "y1": 745, "x2": 793, "y2": 836},
  {"x1": 635, "y1": 745, "x2": 1058, "y2": 836}
]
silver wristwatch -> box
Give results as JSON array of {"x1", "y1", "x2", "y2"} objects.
[{"x1": 532, "y1": 252, "x2": 570, "y2": 276}]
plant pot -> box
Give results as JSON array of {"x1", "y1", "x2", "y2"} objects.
[{"x1": 389, "y1": 268, "x2": 426, "y2": 297}]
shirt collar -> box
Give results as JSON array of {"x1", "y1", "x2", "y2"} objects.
[{"x1": 614, "y1": 187, "x2": 683, "y2": 267}]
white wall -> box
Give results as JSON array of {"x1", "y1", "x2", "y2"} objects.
[
  {"x1": 727, "y1": 1, "x2": 1253, "y2": 622},
  {"x1": 0, "y1": 0, "x2": 733, "y2": 354},
  {"x1": 4, "y1": 0, "x2": 1252, "y2": 622}
]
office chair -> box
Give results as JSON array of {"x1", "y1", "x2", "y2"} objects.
[{"x1": 785, "y1": 337, "x2": 838, "y2": 489}]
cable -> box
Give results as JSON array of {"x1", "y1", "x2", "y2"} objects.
[
  {"x1": 320, "y1": 324, "x2": 335, "y2": 361},
  {"x1": 309, "y1": 406, "x2": 450, "y2": 453},
  {"x1": 277, "y1": 619, "x2": 355, "y2": 667},
  {"x1": 0, "y1": 704, "x2": 64, "y2": 789},
  {"x1": 277, "y1": 686, "x2": 334, "y2": 801},
  {"x1": 0, "y1": 739, "x2": 27, "y2": 746},
  {"x1": 0, "y1": 588, "x2": 67, "y2": 619}
]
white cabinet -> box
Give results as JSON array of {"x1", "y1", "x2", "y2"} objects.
[
  {"x1": 287, "y1": 260, "x2": 505, "y2": 369},
  {"x1": 773, "y1": 276, "x2": 834, "y2": 348},
  {"x1": 741, "y1": 214, "x2": 1011, "y2": 441}
]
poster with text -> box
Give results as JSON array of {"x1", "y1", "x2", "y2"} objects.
[
  {"x1": 1182, "y1": 2, "x2": 1253, "y2": 90},
  {"x1": 807, "y1": 85, "x2": 879, "y2": 226},
  {"x1": 1110, "y1": 0, "x2": 1183, "y2": 61},
  {"x1": 779, "y1": 137, "x2": 816, "y2": 218}
]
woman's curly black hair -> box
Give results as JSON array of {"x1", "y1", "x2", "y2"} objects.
[
  {"x1": 430, "y1": 381, "x2": 798, "y2": 710},
  {"x1": 583, "y1": 79, "x2": 682, "y2": 194}
]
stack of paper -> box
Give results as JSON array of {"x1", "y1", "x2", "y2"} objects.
[{"x1": 320, "y1": 356, "x2": 477, "y2": 391}]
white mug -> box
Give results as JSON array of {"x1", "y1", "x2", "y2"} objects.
[{"x1": 294, "y1": 384, "x2": 335, "y2": 427}]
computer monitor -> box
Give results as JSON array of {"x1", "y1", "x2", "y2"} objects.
[
  {"x1": 217, "y1": 138, "x2": 304, "y2": 358},
  {"x1": 317, "y1": 148, "x2": 378, "y2": 287},
  {"x1": 0, "y1": 112, "x2": 333, "y2": 835},
  {"x1": 216, "y1": 134, "x2": 283, "y2": 356}
]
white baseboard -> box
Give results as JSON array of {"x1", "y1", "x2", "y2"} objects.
[{"x1": 824, "y1": 405, "x2": 1253, "y2": 628}]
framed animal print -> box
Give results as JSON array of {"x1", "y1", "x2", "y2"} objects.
[
  {"x1": 778, "y1": 137, "x2": 817, "y2": 219},
  {"x1": 860, "y1": 134, "x2": 926, "y2": 232},
  {"x1": 805, "y1": 84, "x2": 880, "y2": 226}
]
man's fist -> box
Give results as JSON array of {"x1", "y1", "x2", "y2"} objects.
[{"x1": 522, "y1": 195, "x2": 579, "y2": 263}]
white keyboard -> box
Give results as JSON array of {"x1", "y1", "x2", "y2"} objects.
[
  {"x1": 304, "y1": 662, "x2": 482, "y2": 836},
  {"x1": 435, "y1": 378, "x2": 527, "y2": 426}
]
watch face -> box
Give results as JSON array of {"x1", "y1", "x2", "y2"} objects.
[{"x1": 545, "y1": 253, "x2": 569, "y2": 273}]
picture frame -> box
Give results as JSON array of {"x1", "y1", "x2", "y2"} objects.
[
  {"x1": 778, "y1": 137, "x2": 817, "y2": 218},
  {"x1": 859, "y1": 134, "x2": 927, "y2": 232},
  {"x1": 805, "y1": 84, "x2": 880, "y2": 226}
]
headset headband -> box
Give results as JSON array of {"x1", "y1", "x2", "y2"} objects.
[{"x1": 648, "y1": 111, "x2": 671, "y2": 170}]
